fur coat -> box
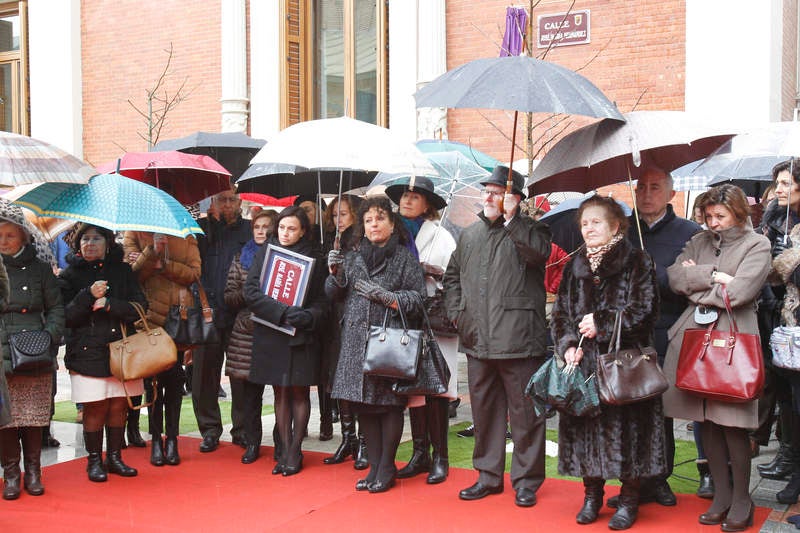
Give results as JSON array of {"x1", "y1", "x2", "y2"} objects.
[
  {"x1": 770, "y1": 213, "x2": 800, "y2": 326},
  {"x1": 663, "y1": 221, "x2": 770, "y2": 429},
  {"x1": 550, "y1": 237, "x2": 666, "y2": 480}
]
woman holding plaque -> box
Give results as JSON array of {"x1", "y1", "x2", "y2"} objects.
[{"x1": 244, "y1": 206, "x2": 327, "y2": 476}]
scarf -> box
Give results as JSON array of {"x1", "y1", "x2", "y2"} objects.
[
  {"x1": 586, "y1": 233, "x2": 624, "y2": 273},
  {"x1": 359, "y1": 233, "x2": 399, "y2": 272},
  {"x1": 239, "y1": 239, "x2": 261, "y2": 271},
  {"x1": 401, "y1": 216, "x2": 425, "y2": 240}
]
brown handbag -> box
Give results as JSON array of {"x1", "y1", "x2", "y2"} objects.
[
  {"x1": 595, "y1": 310, "x2": 669, "y2": 405},
  {"x1": 108, "y1": 302, "x2": 178, "y2": 409},
  {"x1": 676, "y1": 285, "x2": 764, "y2": 403}
]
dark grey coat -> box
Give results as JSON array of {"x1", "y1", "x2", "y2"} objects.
[{"x1": 325, "y1": 241, "x2": 425, "y2": 407}]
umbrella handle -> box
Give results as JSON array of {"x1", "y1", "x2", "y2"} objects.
[{"x1": 500, "y1": 111, "x2": 520, "y2": 214}]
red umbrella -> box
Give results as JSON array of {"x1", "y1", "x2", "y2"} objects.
[
  {"x1": 239, "y1": 192, "x2": 296, "y2": 207},
  {"x1": 96, "y1": 150, "x2": 231, "y2": 205}
]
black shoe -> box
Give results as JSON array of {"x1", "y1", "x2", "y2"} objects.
[
  {"x1": 505, "y1": 427, "x2": 512, "y2": 440},
  {"x1": 282, "y1": 456, "x2": 303, "y2": 476},
  {"x1": 608, "y1": 505, "x2": 638, "y2": 530},
  {"x1": 231, "y1": 435, "x2": 247, "y2": 448},
  {"x1": 777, "y1": 473, "x2": 800, "y2": 504},
  {"x1": 199, "y1": 435, "x2": 219, "y2": 453},
  {"x1": 448, "y1": 398, "x2": 460, "y2": 419},
  {"x1": 355, "y1": 478, "x2": 371, "y2": 491},
  {"x1": 456, "y1": 424, "x2": 475, "y2": 438},
  {"x1": 150, "y1": 436, "x2": 165, "y2": 466},
  {"x1": 42, "y1": 428, "x2": 60, "y2": 448},
  {"x1": 241, "y1": 444, "x2": 260, "y2": 464},
  {"x1": 217, "y1": 387, "x2": 227, "y2": 398},
  {"x1": 272, "y1": 463, "x2": 284, "y2": 475},
  {"x1": 459, "y1": 482, "x2": 503, "y2": 500},
  {"x1": 651, "y1": 480, "x2": 677, "y2": 506},
  {"x1": 164, "y1": 438, "x2": 180, "y2": 466},
  {"x1": 515, "y1": 487, "x2": 537, "y2": 507},
  {"x1": 368, "y1": 476, "x2": 396, "y2": 493},
  {"x1": 126, "y1": 426, "x2": 146, "y2": 448}
]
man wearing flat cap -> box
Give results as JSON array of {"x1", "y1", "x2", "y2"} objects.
[{"x1": 443, "y1": 164, "x2": 552, "y2": 507}]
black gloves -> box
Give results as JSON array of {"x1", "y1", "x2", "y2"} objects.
[
  {"x1": 284, "y1": 306, "x2": 313, "y2": 329},
  {"x1": 353, "y1": 279, "x2": 396, "y2": 307},
  {"x1": 773, "y1": 236, "x2": 792, "y2": 258}
]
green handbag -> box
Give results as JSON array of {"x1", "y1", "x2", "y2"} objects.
[{"x1": 525, "y1": 356, "x2": 600, "y2": 418}]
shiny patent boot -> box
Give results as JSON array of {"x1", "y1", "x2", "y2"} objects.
[
  {"x1": 323, "y1": 413, "x2": 357, "y2": 464},
  {"x1": 397, "y1": 406, "x2": 430, "y2": 479},
  {"x1": 576, "y1": 477, "x2": 605, "y2": 525},
  {"x1": 104, "y1": 427, "x2": 138, "y2": 477},
  {"x1": 353, "y1": 431, "x2": 369, "y2": 471},
  {"x1": 164, "y1": 394, "x2": 181, "y2": 465},
  {"x1": 150, "y1": 435, "x2": 165, "y2": 466},
  {"x1": 20, "y1": 427, "x2": 44, "y2": 496},
  {"x1": 83, "y1": 429, "x2": 107, "y2": 482},
  {"x1": 1, "y1": 428, "x2": 21, "y2": 499},
  {"x1": 426, "y1": 397, "x2": 449, "y2": 484},
  {"x1": 608, "y1": 479, "x2": 639, "y2": 530}
]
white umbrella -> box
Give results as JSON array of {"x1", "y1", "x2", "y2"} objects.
[{"x1": 0, "y1": 131, "x2": 96, "y2": 188}]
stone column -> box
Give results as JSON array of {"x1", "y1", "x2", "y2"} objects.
[{"x1": 221, "y1": 0, "x2": 249, "y2": 132}]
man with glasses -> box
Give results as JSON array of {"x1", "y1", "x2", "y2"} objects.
[
  {"x1": 193, "y1": 189, "x2": 251, "y2": 452},
  {"x1": 443, "y1": 165, "x2": 551, "y2": 508}
]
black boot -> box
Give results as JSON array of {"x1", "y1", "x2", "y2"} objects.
[
  {"x1": 83, "y1": 430, "x2": 107, "y2": 482},
  {"x1": 125, "y1": 397, "x2": 146, "y2": 448},
  {"x1": 21, "y1": 427, "x2": 44, "y2": 496},
  {"x1": 777, "y1": 470, "x2": 800, "y2": 504},
  {"x1": 576, "y1": 477, "x2": 605, "y2": 524},
  {"x1": 426, "y1": 398, "x2": 449, "y2": 484},
  {"x1": 104, "y1": 427, "x2": 138, "y2": 477},
  {"x1": 608, "y1": 479, "x2": 639, "y2": 530},
  {"x1": 353, "y1": 432, "x2": 369, "y2": 470},
  {"x1": 272, "y1": 423, "x2": 282, "y2": 462},
  {"x1": 42, "y1": 425, "x2": 60, "y2": 448},
  {"x1": 324, "y1": 413, "x2": 356, "y2": 464},
  {"x1": 319, "y1": 390, "x2": 333, "y2": 441},
  {"x1": 696, "y1": 461, "x2": 714, "y2": 499},
  {"x1": 758, "y1": 443, "x2": 794, "y2": 480},
  {"x1": 164, "y1": 393, "x2": 181, "y2": 466},
  {"x1": 397, "y1": 406, "x2": 430, "y2": 479},
  {"x1": 150, "y1": 435, "x2": 165, "y2": 466},
  {"x1": 1, "y1": 428, "x2": 21, "y2": 499},
  {"x1": 164, "y1": 438, "x2": 180, "y2": 466}
]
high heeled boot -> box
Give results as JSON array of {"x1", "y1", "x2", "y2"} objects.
[
  {"x1": 104, "y1": 427, "x2": 138, "y2": 477},
  {"x1": 353, "y1": 430, "x2": 369, "y2": 471},
  {"x1": 318, "y1": 390, "x2": 333, "y2": 441},
  {"x1": 426, "y1": 397, "x2": 449, "y2": 484},
  {"x1": 125, "y1": 397, "x2": 146, "y2": 448},
  {"x1": 608, "y1": 478, "x2": 639, "y2": 530},
  {"x1": 20, "y1": 427, "x2": 44, "y2": 496},
  {"x1": 576, "y1": 477, "x2": 605, "y2": 524},
  {"x1": 150, "y1": 435, "x2": 165, "y2": 466},
  {"x1": 397, "y1": 406, "x2": 430, "y2": 478},
  {"x1": 164, "y1": 394, "x2": 181, "y2": 465},
  {"x1": 1, "y1": 428, "x2": 21, "y2": 499},
  {"x1": 83, "y1": 429, "x2": 107, "y2": 482},
  {"x1": 323, "y1": 413, "x2": 357, "y2": 464}
]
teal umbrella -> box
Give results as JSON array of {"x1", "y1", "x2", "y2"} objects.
[
  {"x1": 13, "y1": 173, "x2": 203, "y2": 238},
  {"x1": 416, "y1": 139, "x2": 499, "y2": 172}
]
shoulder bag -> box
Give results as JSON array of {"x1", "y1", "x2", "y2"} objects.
[
  {"x1": 676, "y1": 285, "x2": 764, "y2": 403},
  {"x1": 392, "y1": 295, "x2": 451, "y2": 396},
  {"x1": 363, "y1": 303, "x2": 422, "y2": 381},
  {"x1": 595, "y1": 310, "x2": 669, "y2": 405},
  {"x1": 109, "y1": 302, "x2": 178, "y2": 408},
  {"x1": 163, "y1": 280, "x2": 219, "y2": 349},
  {"x1": 8, "y1": 330, "x2": 54, "y2": 373},
  {"x1": 770, "y1": 325, "x2": 800, "y2": 371}
]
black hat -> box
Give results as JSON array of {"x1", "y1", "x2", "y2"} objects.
[
  {"x1": 481, "y1": 165, "x2": 526, "y2": 199},
  {"x1": 384, "y1": 175, "x2": 447, "y2": 211}
]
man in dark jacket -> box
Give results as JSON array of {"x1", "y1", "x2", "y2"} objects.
[
  {"x1": 443, "y1": 165, "x2": 551, "y2": 508},
  {"x1": 192, "y1": 189, "x2": 252, "y2": 452},
  {"x1": 623, "y1": 167, "x2": 701, "y2": 506}
]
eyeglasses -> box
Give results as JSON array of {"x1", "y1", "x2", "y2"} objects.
[{"x1": 481, "y1": 189, "x2": 505, "y2": 198}]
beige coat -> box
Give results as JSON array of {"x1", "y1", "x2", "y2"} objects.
[{"x1": 662, "y1": 222, "x2": 770, "y2": 429}]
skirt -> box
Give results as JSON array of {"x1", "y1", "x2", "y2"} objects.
[
  {"x1": 0, "y1": 373, "x2": 52, "y2": 428},
  {"x1": 70, "y1": 372, "x2": 144, "y2": 403}
]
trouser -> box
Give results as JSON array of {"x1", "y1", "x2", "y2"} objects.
[
  {"x1": 148, "y1": 362, "x2": 183, "y2": 438},
  {"x1": 467, "y1": 355, "x2": 545, "y2": 491},
  {"x1": 229, "y1": 376, "x2": 247, "y2": 441},
  {"x1": 241, "y1": 380, "x2": 266, "y2": 446},
  {"x1": 753, "y1": 365, "x2": 791, "y2": 445},
  {"x1": 191, "y1": 326, "x2": 231, "y2": 439}
]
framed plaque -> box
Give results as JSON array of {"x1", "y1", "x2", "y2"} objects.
[{"x1": 251, "y1": 244, "x2": 316, "y2": 336}]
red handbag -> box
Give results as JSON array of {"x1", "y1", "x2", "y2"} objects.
[{"x1": 676, "y1": 286, "x2": 764, "y2": 403}]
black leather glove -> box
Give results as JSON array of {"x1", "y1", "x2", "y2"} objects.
[
  {"x1": 284, "y1": 306, "x2": 313, "y2": 329},
  {"x1": 773, "y1": 236, "x2": 792, "y2": 258},
  {"x1": 353, "y1": 279, "x2": 396, "y2": 307}
]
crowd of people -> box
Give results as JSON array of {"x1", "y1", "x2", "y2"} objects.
[{"x1": 1, "y1": 155, "x2": 799, "y2": 532}]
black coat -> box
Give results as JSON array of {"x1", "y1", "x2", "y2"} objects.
[
  {"x1": 59, "y1": 246, "x2": 147, "y2": 378},
  {"x1": 244, "y1": 238, "x2": 327, "y2": 386},
  {"x1": 550, "y1": 237, "x2": 667, "y2": 480}
]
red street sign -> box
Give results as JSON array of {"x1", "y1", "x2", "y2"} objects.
[{"x1": 537, "y1": 10, "x2": 591, "y2": 48}]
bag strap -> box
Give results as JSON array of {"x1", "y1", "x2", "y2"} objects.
[
  {"x1": 720, "y1": 285, "x2": 740, "y2": 334},
  {"x1": 119, "y1": 301, "x2": 150, "y2": 339},
  {"x1": 194, "y1": 280, "x2": 214, "y2": 324}
]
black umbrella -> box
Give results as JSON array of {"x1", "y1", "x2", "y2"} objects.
[
  {"x1": 151, "y1": 131, "x2": 266, "y2": 181},
  {"x1": 540, "y1": 193, "x2": 632, "y2": 254},
  {"x1": 234, "y1": 163, "x2": 376, "y2": 198}
]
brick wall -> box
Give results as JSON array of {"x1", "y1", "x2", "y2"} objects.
[
  {"x1": 444, "y1": 0, "x2": 688, "y2": 213},
  {"x1": 81, "y1": 1, "x2": 223, "y2": 167}
]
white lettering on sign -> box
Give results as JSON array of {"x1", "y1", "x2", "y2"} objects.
[{"x1": 281, "y1": 269, "x2": 296, "y2": 300}]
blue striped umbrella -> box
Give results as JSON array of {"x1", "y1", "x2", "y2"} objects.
[{"x1": 13, "y1": 173, "x2": 203, "y2": 238}]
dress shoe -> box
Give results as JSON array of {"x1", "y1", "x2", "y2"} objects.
[
  {"x1": 456, "y1": 424, "x2": 475, "y2": 438},
  {"x1": 515, "y1": 487, "x2": 537, "y2": 507},
  {"x1": 607, "y1": 481, "x2": 676, "y2": 508},
  {"x1": 150, "y1": 436, "x2": 165, "y2": 466},
  {"x1": 241, "y1": 444, "x2": 260, "y2": 464},
  {"x1": 448, "y1": 398, "x2": 460, "y2": 418},
  {"x1": 217, "y1": 386, "x2": 227, "y2": 398},
  {"x1": 698, "y1": 508, "x2": 728, "y2": 525},
  {"x1": 164, "y1": 438, "x2": 180, "y2": 466},
  {"x1": 272, "y1": 463, "x2": 284, "y2": 475},
  {"x1": 199, "y1": 435, "x2": 219, "y2": 453},
  {"x1": 355, "y1": 478, "x2": 371, "y2": 491},
  {"x1": 459, "y1": 482, "x2": 503, "y2": 500},
  {"x1": 231, "y1": 435, "x2": 247, "y2": 448},
  {"x1": 777, "y1": 473, "x2": 800, "y2": 504},
  {"x1": 721, "y1": 504, "x2": 753, "y2": 532},
  {"x1": 368, "y1": 477, "x2": 396, "y2": 493},
  {"x1": 282, "y1": 454, "x2": 303, "y2": 476}
]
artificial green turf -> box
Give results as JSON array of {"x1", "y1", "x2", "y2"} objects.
[
  {"x1": 397, "y1": 421, "x2": 701, "y2": 495},
  {"x1": 54, "y1": 396, "x2": 273, "y2": 436}
]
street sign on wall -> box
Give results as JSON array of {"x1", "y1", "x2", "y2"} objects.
[{"x1": 537, "y1": 10, "x2": 591, "y2": 48}]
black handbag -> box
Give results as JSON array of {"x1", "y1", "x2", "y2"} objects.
[
  {"x1": 393, "y1": 301, "x2": 451, "y2": 396},
  {"x1": 424, "y1": 288, "x2": 458, "y2": 337},
  {"x1": 8, "y1": 330, "x2": 54, "y2": 373},
  {"x1": 595, "y1": 311, "x2": 668, "y2": 405},
  {"x1": 163, "y1": 282, "x2": 219, "y2": 349},
  {"x1": 363, "y1": 304, "x2": 422, "y2": 380}
]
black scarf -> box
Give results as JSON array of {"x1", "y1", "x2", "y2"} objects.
[{"x1": 359, "y1": 233, "x2": 399, "y2": 273}]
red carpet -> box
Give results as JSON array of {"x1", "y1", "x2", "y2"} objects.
[{"x1": 0, "y1": 437, "x2": 770, "y2": 532}]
